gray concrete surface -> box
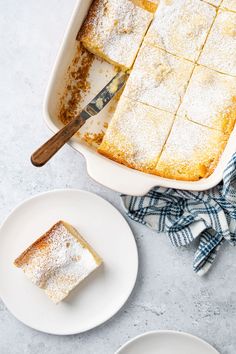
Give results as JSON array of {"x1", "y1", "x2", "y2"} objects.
[{"x1": 0, "y1": 1, "x2": 235, "y2": 353}]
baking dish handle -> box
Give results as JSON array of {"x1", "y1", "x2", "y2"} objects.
[{"x1": 82, "y1": 149, "x2": 156, "y2": 196}]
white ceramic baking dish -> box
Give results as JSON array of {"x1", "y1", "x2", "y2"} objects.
[{"x1": 44, "y1": 0, "x2": 236, "y2": 196}]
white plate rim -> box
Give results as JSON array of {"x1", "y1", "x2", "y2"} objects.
[
  {"x1": 0, "y1": 189, "x2": 138, "y2": 335},
  {"x1": 115, "y1": 330, "x2": 220, "y2": 354}
]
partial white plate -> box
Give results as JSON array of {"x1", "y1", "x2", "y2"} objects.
[
  {"x1": 115, "y1": 330, "x2": 220, "y2": 354},
  {"x1": 0, "y1": 189, "x2": 138, "y2": 335}
]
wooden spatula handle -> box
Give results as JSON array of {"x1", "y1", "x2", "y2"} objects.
[{"x1": 31, "y1": 115, "x2": 85, "y2": 167}]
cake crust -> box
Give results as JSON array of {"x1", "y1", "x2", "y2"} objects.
[{"x1": 155, "y1": 116, "x2": 228, "y2": 181}]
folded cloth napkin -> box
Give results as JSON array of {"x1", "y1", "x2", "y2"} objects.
[{"x1": 121, "y1": 153, "x2": 236, "y2": 276}]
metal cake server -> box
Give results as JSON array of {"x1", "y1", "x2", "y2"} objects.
[{"x1": 31, "y1": 71, "x2": 127, "y2": 167}]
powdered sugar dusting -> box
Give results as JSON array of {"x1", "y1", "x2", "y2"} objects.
[
  {"x1": 123, "y1": 43, "x2": 194, "y2": 113},
  {"x1": 145, "y1": 0, "x2": 216, "y2": 61},
  {"x1": 18, "y1": 222, "x2": 101, "y2": 303},
  {"x1": 99, "y1": 97, "x2": 174, "y2": 170},
  {"x1": 199, "y1": 10, "x2": 236, "y2": 76},
  {"x1": 79, "y1": 0, "x2": 153, "y2": 69},
  {"x1": 155, "y1": 116, "x2": 227, "y2": 180},
  {"x1": 178, "y1": 65, "x2": 236, "y2": 133}
]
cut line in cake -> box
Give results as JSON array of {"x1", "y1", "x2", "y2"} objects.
[
  {"x1": 144, "y1": 0, "x2": 217, "y2": 62},
  {"x1": 202, "y1": 0, "x2": 222, "y2": 7},
  {"x1": 98, "y1": 96, "x2": 175, "y2": 173},
  {"x1": 155, "y1": 115, "x2": 228, "y2": 181},
  {"x1": 177, "y1": 65, "x2": 236, "y2": 134},
  {"x1": 221, "y1": 0, "x2": 236, "y2": 12},
  {"x1": 199, "y1": 9, "x2": 236, "y2": 76},
  {"x1": 132, "y1": 0, "x2": 159, "y2": 13},
  {"x1": 123, "y1": 43, "x2": 194, "y2": 114}
]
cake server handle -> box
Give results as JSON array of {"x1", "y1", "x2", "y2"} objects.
[
  {"x1": 31, "y1": 72, "x2": 127, "y2": 167},
  {"x1": 31, "y1": 114, "x2": 86, "y2": 167}
]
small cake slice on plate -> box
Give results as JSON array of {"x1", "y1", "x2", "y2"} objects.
[
  {"x1": 199, "y1": 10, "x2": 236, "y2": 76},
  {"x1": 78, "y1": 0, "x2": 153, "y2": 71},
  {"x1": 155, "y1": 116, "x2": 228, "y2": 181},
  {"x1": 144, "y1": 0, "x2": 216, "y2": 61},
  {"x1": 177, "y1": 65, "x2": 236, "y2": 134},
  {"x1": 14, "y1": 221, "x2": 102, "y2": 304},
  {"x1": 123, "y1": 43, "x2": 194, "y2": 113},
  {"x1": 221, "y1": 0, "x2": 236, "y2": 12},
  {"x1": 98, "y1": 96, "x2": 175, "y2": 173}
]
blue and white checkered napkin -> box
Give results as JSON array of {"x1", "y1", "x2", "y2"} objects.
[{"x1": 121, "y1": 153, "x2": 236, "y2": 276}]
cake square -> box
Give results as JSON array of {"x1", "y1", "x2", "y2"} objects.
[
  {"x1": 221, "y1": 0, "x2": 236, "y2": 12},
  {"x1": 144, "y1": 0, "x2": 216, "y2": 61},
  {"x1": 155, "y1": 116, "x2": 228, "y2": 181},
  {"x1": 132, "y1": 0, "x2": 159, "y2": 13},
  {"x1": 98, "y1": 97, "x2": 175, "y2": 173},
  {"x1": 123, "y1": 44, "x2": 194, "y2": 113},
  {"x1": 177, "y1": 65, "x2": 236, "y2": 134},
  {"x1": 14, "y1": 221, "x2": 102, "y2": 303},
  {"x1": 78, "y1": 0, "x2": 153, "y2": 71},
  {"x1": 199, "y1": 10, "x2": 236, "y2": 76}
]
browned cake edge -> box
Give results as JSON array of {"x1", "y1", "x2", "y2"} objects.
[
  {"x1": 14, "y1": 221, "x2": 63, "y2": 268},
  {"x1": 98, "y1": 132, "x2": 229, "y2": 181},
  {"x1": 98, "y1": 141, "x2": 160, "y2": 175},
  {"x1": 14, "y1": 221, "x2": 102, "y2": 268}
]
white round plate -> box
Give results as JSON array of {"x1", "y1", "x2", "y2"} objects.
[
  {"x1": 116, "y1": 330, "x2": 219, "y2": 354},
  {"x1": 0, "y1": 189, "x2": 138, "y2": 335}
]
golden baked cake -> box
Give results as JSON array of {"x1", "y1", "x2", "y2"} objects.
[
  {"x1": 199, "y1": 10, "x2": 236, "y2": 76},
  {"x1": 98, "y1": 97, "x2": 175, "y2": 173},
  {"x1": 177, "y1": 65, "x2": 236, "y2": 134},
  {"x1": 123, "y1": 43, "x2": 194, "y2": 113},
  {"x1": 14, "y1": 221, "x2": 102, "y2": 303},
  {"x1": 78, "y1": 0, "x2": 153, "y2": 71},
  {"x1": 155, "y1": 116, "x2": 228, "y2": 181},
  {"x1": 132, "y1": 0, "x2": 159, "y2": 13},
  {"x1": 144, "y1": 0, "x2": 216, "y2": 61},
  {"x1": 68, "y1": 0, "x2": 236, "y2": 182},
  {"x1": 221, "y1": 0, "x2": 236, "y2": 12}
]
